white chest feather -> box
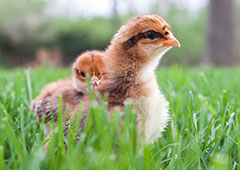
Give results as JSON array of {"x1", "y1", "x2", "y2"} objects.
[
  {"x1": 143, "y1": 78, "x2": 169, "y2": 143},
  {"x1": 136, "y1": 52, "x2": 170, "y2": 143}
]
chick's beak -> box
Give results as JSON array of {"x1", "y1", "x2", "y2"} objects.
[
  {"x1": 91, "y1": 76, "x2": 99, "y2": 88},
  {"x1": 163, "y1": 33, "x2": 181, "y2": 47}
]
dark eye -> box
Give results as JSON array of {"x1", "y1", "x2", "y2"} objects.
[
  {"x1": 78, "y1": 70, "x2": 85, "y2": 77},
  {"x1": 145, "y1": 30, "x2": 157, "y2": 40}
]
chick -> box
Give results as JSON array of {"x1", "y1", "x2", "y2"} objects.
[
  {"x1": 100, "y1": 15, "x2": 180, "y2": 143},
  {"x1": 30, "y1": 50, "x2": 105, "y2": 123},
  {"x1": 72, "y1": 50, "x2": 105, "y2": 94}
]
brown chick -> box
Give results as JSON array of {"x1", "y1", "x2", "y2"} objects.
[
  {"x1": 30, "y1": 50, "x2": 105, "y2": 150},
  {"x1": 30, "y1": 50, "x2": 105, "y2": 124},
  {"x1": 100, "y1": 14, "x2": 180, "y2": 143},
  {"x1": 72, "y1": 50, "x2": 105, "y2": 93}
]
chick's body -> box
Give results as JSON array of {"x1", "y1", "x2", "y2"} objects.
[
  {"x1": 100, "y1": 15, "x2": 180, "y2": 143},
  {"x1": 30, "y1": 51, "x2": 105, "y2": 123}
]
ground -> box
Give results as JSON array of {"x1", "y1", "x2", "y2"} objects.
[{"x1": 0, "y1": 66, "x2": 239, "y2": 170}]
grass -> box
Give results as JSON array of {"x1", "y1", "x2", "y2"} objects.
[{"x1": 0, "y1": 66, "x2": 239, "y2": 170}]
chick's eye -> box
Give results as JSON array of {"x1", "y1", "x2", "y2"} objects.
[
  {"x1": 78, "y1": 70, "x2": 85, "y2": 77},
  {"x1": 145, "y1": 30, "x2": 157, "y2": 40}
]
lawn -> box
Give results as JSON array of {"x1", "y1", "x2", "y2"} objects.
[{"x1": 0, "y1": 66, "x2": 239, "y2": 170}]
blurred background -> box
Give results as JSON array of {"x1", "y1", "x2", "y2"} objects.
[{"x1": 0, "y1": 0, "x2": 239, "y2": 68}]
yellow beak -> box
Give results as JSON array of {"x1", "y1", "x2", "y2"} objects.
[
  {"x1": 163, "y1": 33, "x2": 181, "y2": 47},
  {"x1": 91, "y1": 75, "x2": 99, "y2": 88}
]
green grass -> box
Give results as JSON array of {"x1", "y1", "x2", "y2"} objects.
[{"x1": 0, "y1": 66, "x2": 239, "y2": 170}]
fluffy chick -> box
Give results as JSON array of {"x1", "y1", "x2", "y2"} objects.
[
  {"x1": 72, "y1": 50, "x2": 105, "y2": 93},
  {"x1": 30, "y1": 50, "x2": 105, "y2": 123},
  {"x1": 100, "y1": 14, "x2": 180, "y2": 143}
]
